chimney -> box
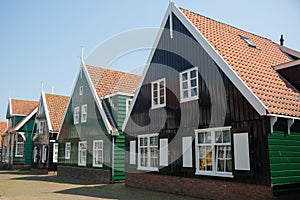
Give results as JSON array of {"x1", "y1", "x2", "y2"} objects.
[{"x1": 280, "y1": 34, "x2": 284, "y2": 46}]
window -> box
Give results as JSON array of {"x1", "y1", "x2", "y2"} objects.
[
  {"x1": 138, "y1": 134, "x2": 159, "y2": 171},
  {"x1": 78, "y1": 141, "x2": 87, "y2": 166},
  {"x1": 74, "y1": 106, "x2": 80, "y2": 125},
  {"x1": 240, "y1": 35, "x2": 256, "y2": 48},
  {"x1": 53, "y1": 143, "x2": 58, "y2": 163},
  {"x1": 42, "y1": 145, "x2": 48, "y2": 163},
  {"x1": 65, "y1": 142, "x2": 71, "y2": 159},
  {"x1": 15, "y1": 134, "x2": 24, "y2": 157},
  {"x1": 79, "y1": 86, "x2": 83, "y2": 96},
  {"x1": 93, "y1": 140, "x2": 103, "y2": 167},
  {"x1": 33, "y1": 146, "x2": 38, "y2": 163},
  {"x1": 81, "y1": 104, "x2": 87, "y2": 123},
  {"x1": 195, "y1": 127, "x2": 232, "y2": 177},
  {"x1": 126, "y1": 98, "x2": 133, "y2": 115},
  {"x1": 180, "y1": 67, "x2": 198, "y2": 102},
  {"x1": 151, "y1": 78, "x2": 166, "y2": 108},
  {"x1": 38, "y1": 121, "x2": 44, "y2": 134}
]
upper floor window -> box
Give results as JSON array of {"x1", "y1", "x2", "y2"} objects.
[
  {"x1": 138, "y1": 133, "x2": 159, "y2": 171},
  {"x1": 38, "y1": 121, "x2": 44, "y2": 134},
  {"x1": 74, "y1": 106, "x2": 80, "y2": 125},
  {"x1": 195, "y1": 127, "x2": 232, "y2": 177},
  {"x1": 180, "y1": 67, "x2": 198, "y2": 102},
  {"x1": 151, "y1": 78, "x2": 166, "y2": 109},
  {"x1": 15, "y1": 134, "x2": 24, "y2": 157},
  {"x1": 126, "y1": 98, "x2": 133, "y2": 115},
  {"x1": 42, "y1": 145, "x2": 48, "y2": 163},
  {"x1": 81, "y1": 104, "x2": 87, "y2": 123},
  {"x1": 79, "y1": 86, "x2": 83, "y2": 96}
]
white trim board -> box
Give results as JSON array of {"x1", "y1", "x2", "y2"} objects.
[
  {"x1": 41, "y1": 91, "x2": 53, "y2": 132},
  {"x1": 13, "y1": 107, "x2": 38, "y2": 131}
]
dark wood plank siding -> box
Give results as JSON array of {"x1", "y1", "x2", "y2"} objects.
[{"x1": 125, "y1": 14, "x2": 270, "y2": 185}]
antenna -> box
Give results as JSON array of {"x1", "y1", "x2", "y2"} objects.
[
  {"x1": 41, "y1": 81, "x2": 44, "y2": 92},
  {"x1": 81, "y1": 46, "x2": 84, "y2": 62}
]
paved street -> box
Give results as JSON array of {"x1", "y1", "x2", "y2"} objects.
[{"x1": 0, "y1": 170, "x2": 198, "y2": 200}]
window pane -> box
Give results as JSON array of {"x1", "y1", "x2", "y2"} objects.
[
  {"x1": 182, "y1": 82, "x2": 188, "y2": 89},
  {"x1": 190, "y1": 70, "x2": 197, "y2": 78},
  {"x1": 159, "y1": 88, "x2": 164, "y2": 96},
  {"x1": 223, "y1": 130, "x2": 230, "y2": 143},
  {"x1": 150, "y1": 136, "x2": 158, "y2": 146},
  {"x1": 205, "y1": 132, "x2": 211, "y2": 144},
  {"x1": 191, "y1": 88, "x2": 198, "y2": 97},
  {"x1": 198, "y1": 133, "x2": 204, "y2": 143},
  {"x1": 153, "y1": 83, "x2": 157, "y2": 91},
  {"x1": 183, "y1": 91, "x2": 188, "y2": 98},
  {"x1": 182, "y1": 73, "x2": 188, "y2": 81},
  {"x1": 215, "y1": 131, "x2": 222, "y2": 143},
  {"x1": 191, "y1": 79, "x2": 197, "y2": 87},
  {"x1": 159, "y1": 81, "x2": 164, "y2": 88}
]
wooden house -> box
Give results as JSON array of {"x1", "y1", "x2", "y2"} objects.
[
  {"x1": 57, "y1": 61, "x2": 140, "y2": 183},
  {"x1": 123, "y1": 3, "x2": 300, "y2": 199},
  {"x1": 31, "y1": 92, "x2": 69, "y2": 173},
  {"x1": 2, "y1": 98, "x2": 38, "y2": 169}
]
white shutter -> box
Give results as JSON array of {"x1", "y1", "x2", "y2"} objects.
[
  {"x1": 233, "y1": 133, "x2": 250, "y2": 171},
  {"x1": 159, "y1": 139, "x2": 168, "y2": 166},
  {"x1": 130, "y1": 141, "x2": 136, "y2": 164},
  {"x1": 182, "y1": 137, "x2": 192, "y2": 167}
]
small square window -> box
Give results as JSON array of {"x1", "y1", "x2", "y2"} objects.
[
  {"x1": 180, "y1": 67, "x2": 199, "y2": 102},
  {"x1": 79, "y1": 86, "x2": 83, "y2": 96},
  {"x1": 151, "y1": 78, "x2": 166, "y2": 109}
]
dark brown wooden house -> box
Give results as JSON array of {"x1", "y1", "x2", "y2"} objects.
[
  {"x1": 123, "y1": 3, "x2": 300, "y2": 199},
  {"x1": 31, "y1": 92, "x2": 69, "y2": 173}
]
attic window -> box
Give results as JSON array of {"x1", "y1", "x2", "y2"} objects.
[{"x1": 240, "y1": 36, "x2": 256, "y2": 48}]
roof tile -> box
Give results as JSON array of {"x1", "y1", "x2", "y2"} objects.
[
  {"x1": 11, "y1": 99, "x2": 38, "y2": 116},
  {"x1": 180, "y1": 8, "x2": 300, "y2": 117}
]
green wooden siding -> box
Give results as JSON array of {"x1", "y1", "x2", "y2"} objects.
[{"x1": 268, "y1": 130, "x2": 300, "y2": 186}]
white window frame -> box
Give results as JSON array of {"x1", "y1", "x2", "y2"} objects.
[
  {"x1": 78, "y1": 141, "x2": 87, "y2": 166},
  {"x1": 93, "y1": 140, "x2": 103, "y2": 167},
  {"x1": 74, "y1": 106, "x2": 80, "y2": 125},
  {"x1": 53, "y1": 143, "x2": 58, "y2": 163},
  {"x1": 33, "y1": 146, "x2": 38, "y2": 163},
  {"x1": 151, "y1": 78, "x2": 166, "y2": 109},
  {"x1": 38, "y1": 121, "x2": 44, "y2": 134},
  {"x1": 137, "y1": 133, "x2": 159, "y2": 171},
  {"x1": 81, "y1": 104, "x2": 87, "y2": 123},
  {"x1": 15, "y1": 134, "x2": 24, "y2": 157},
  {"x1": 195, "y1": 127, "x2": 233, "y2": 178},
  {"x1": 126, "y1": 98, "x2": 133, "y2": 115},
  {"x1": 179, "y1": 67, "x2": 199, "y2": 103},
  {"x1": 79, "y1": 86, "x2": 83, "y2": 96},
  {"x1": 65, "y1": 142, "x2": 71, "y2": 159},
  {"x1": 42, "y1": 145, "x2": 47, "y2": 163}
]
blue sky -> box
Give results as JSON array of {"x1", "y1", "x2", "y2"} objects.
[{"x1": 0, "y1": 0, "x2": 299, "y2": 120}]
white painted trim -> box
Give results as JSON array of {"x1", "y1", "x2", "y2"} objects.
[
  {"x1": 65, "y1": 142, "x2": 71, "y2": 159},
  {"x1": 122, "y1": 4, "x2": 173, "y2": 132},
  {"x1": 42, "y1": 91, "x2": 53, "y2": 132},
  {"x1": 270, "y1": 116, "x2": 278, "y2": 133},
  {"x1": 267, "y1": 114, "x2": 300, "y2": 121},
  {"x1": 126, "y1": 98, "x2": 133, "y2": 115},
  {"x1": 287, "y1": 119, "x2": 295, "y2": 135},
  {"x1": 53, "y1": 143, "x2": 58, "y2": 163},
  {"x1": 13, "y1": 107, "x2": 38, "y2": 131},
  {"x1": 78, "y1": 141, "x2": 87, "y2": 166},
  {"x1": 92, "y1": 140, "x2": 103, "y2": 168},
  {"x1": 151, "y1": 78, "x2": 166, "y2": 109},
  {"x1": 159, "y1": 138, "x2": 168, "y2": 166},
  {"x1": 103, "y1": 92, "x2": 134, "y2": 99},
  {"x1": 172, "y1": 4, "x2": 267, "y2": 116},
  {"x1": 81, "y1": 104, "x2": 87, "y2": 123},
  {"x1": 82, "y1": 62, "x2": 114, "y2": 134},
  {"x1": 15, "y1": 132, "x2": 25, "y2": 157},
  {"x1": 179, "y1": 67, "x2": 199, "y2": 103},
  {"x1": 129, "y1": 140, "x2": 136, "y2": 164}
]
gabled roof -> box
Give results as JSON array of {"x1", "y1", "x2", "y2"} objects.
[
  {"x1": 11, "y1": 107, "x2": 38, "y2": 133},
  {"x1": 43, "y1": 93, "x2": 69, "y2": 132},
  {"x1": 0, "y1": 121, "x2": 7, "y2": 146},
  {"x1": 179, "y1": 7, "x2": 300, "y2": 117},
  {"x1": 8, "y1": 99, "x2": 39, "y2": 117},
  {"x1": 86, "y1": 65, "x2": 140, "y2": 98}
]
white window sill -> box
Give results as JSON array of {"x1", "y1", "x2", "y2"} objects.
[
  {"x1": 78, "y1": 163, "x2": 86, "y2": 167},
  {"x1": 137, "y1": 167, "x2": 159, "y2": 172},
  {"x1": 93, "y1": 164, "x2": 103, "y2": 168},
  {"x1": 151, "y1": 104, "x2": 166, "y2": 110},
  {"x1": 15, "y1": 155, "x2": 23, "y2": 158},
  {"x1": 180, "y1": 96, "x2": 199, "y2": 103},
  {"x1": 195, "y1": 171, "x2": 233, "y2": 178},
  {"x1": 65, "y1": 157, "x2": 70, "y2": 160}
]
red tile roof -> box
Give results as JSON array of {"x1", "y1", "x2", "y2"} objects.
[
  {"x1": 86, "y1": 65, "x2": 141, "y2": 98},
  {"x1": 45, "y1": 93, "x2": 69, "y2": 132},
  {"x1": 11, "y1": 99, "x2": 39, "y2": 116},
  {"x1": 0, "y1": 121, "x2": 7, "y2": 146},
  {"x1": 180, "y1": 8, "x2": 300, "y2": 117}
]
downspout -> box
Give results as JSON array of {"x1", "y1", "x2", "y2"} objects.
[{"x1": 111, "y1": 135, "x2": 115, "y2": 183}]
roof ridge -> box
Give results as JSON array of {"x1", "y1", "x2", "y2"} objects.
[
  {"x1": 179, "y1": 7, "x2": 273, "y2": 42},
  {"x1": 85, "y1": 64, "x2": 141, "y2": 77},
  {"x1": 45, "y1": 93, "x2": 69, "y2": 98}
]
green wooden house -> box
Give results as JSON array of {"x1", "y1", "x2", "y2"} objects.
[
  {"x1": 57, "y1": 61, "x2": 140, "y2": 183},
  {"x1": 2, "y1": 98, "x2": 38, "y2": 169}
]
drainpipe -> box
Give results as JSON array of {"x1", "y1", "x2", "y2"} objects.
[{"x1": 111, "y1": 136, "x2": 115, "y2": 183}]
